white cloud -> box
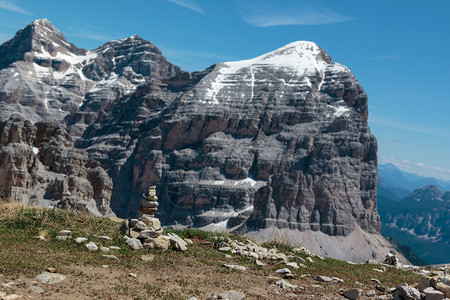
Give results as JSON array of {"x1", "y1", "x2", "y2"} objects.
[
  {"x1": 380, "y1": 156, "x2": 450, "y2": 181},
  {"x1": 238, "y1": 0, "x2": 351, "y2": 27},
  {"x1": 416, "y1": 162, "x2": 443, "y2": 172},
  {"x1": 167, "y1": 0, "x2": 203, "y2": 14},
  {"x1": 0, "y1": 0, "x2": 31, "y2": 15}
]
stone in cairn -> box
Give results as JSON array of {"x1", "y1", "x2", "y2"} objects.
[
  {"x1": 122, "y1": 186, "x2": 168, "y2": 250},
  {"x1": 139, "y1": 185, "x2": 159, "y2": 216}
]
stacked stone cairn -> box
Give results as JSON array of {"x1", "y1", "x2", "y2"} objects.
[{"x1": 121, "y1": 186, "x2": 189, "y2": 251}]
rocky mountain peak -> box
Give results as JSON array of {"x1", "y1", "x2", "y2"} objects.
[
  {"x1": 406, "y1": 185, "x2": 445, "y2": 202},
  {"x1": 0, "y1": 19, "x2": 85, "y2": 69},
  {"x1": 28, "y1": 18, "x2": 85, "y2": 55}
]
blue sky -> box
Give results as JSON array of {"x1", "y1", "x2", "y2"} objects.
[{"x1": 1, "y1": 0, "x2": 449, "y2": 180}]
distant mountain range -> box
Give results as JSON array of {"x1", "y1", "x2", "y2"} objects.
[
  {"x1": 377, "y1": 163, "x2": 450, "y2": 264},
  {"x1": 378, "y1": 163, "x2": 450, "y2": 197}
]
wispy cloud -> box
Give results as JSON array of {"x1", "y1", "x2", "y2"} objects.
[
  {"x1": 370, "y1": 115, "x2": 450, "y2": 139},
  {"x1": 238, "y1": 0, "x2": 351, "y2": 27},
  {"x1": 167, "y1": 0, "x2": 203, "y2": 14},
  {"x1": 63, "y1": 22, "x2": 116, "y2": 44},
  {"x1": 0, "y1": 0, "x2": 31, "y2": 15},
  {"x1": 65, "y1": 31, "x2": 114, "y2": 43},
  {"x1": 365, "y1": 54, "x2": 401, "y2": 61}
]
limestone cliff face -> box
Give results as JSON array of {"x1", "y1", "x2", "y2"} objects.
[
  {"x1": 0, "y1": 20, "x2": 380, "y2": 238},
  {"x1": 78, "y1": 42, "x2": 380, "y2": 236},
  {"x1": 0, "y1": 114, "x2": 113, "y2": 216}
]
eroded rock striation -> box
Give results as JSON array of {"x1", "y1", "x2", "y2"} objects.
[
  {"x1": 1, "y1": 19, "x2": 381, "y2": 251},
  {"x1": 0, "y1": 114, "x2": 113, "y2": 216},
  {"x1": 79, "y1": 41, "x2": 380, "y2": 237}
]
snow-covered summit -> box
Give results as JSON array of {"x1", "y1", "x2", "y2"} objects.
[
  {"x1": 199, "y1": 41, "x2": 348, "y2": 104},
  {"x1": 228, "y1": 41, "x2": 330, "y2": 71}
]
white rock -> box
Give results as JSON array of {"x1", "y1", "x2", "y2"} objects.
[
  {"x1": 58, "y1": 230, "x2": 72, "y2": 236},
  {"x1": 223, "y1": 264, "x2": 246, "y2": 271},
  {"x1": 100, "y1": 247, "x2": 110, "y2": 252},
  {"x1": 85, "y1": 241, "x2": 98, "y2": 251},
  {"x1": 2, "y1": 294, "x2": 22, "y2": 300},
  {"x1": 109, "y1": 246, "x2": 121, "y2": 250},
  {"x1": 102, "y1": 255, "x2": 119, "y2": 261},
  {"x1": 27, "y1": 286, "x2": 44, "y2": 294},
  {"x1": 275, "y1": 279, "x2": 297, "y2": 290},
  {"x1": 314, "y1": 275, "x2": 333, "y2": 282},
  {"x1": 219, "y1": 247, "x2": 232, "y2": 252},
  {"x1": 275, "y1": 268, "x2": 292, "y2": 275},
  {"x1": 36, "y1": 272, "x2": 66, "y2": 284},
  {"x1": 423, "y1": 287, "x2": 444, "y2": 300},
  {"x1": 56, "y1": 235, "x2": 71, "y2": 241},
  {"x1": 217, "y1": 290, "x2": 245, "y2": 300},
  {"x1": 125, "y1": 238, "x2": 143, "y2": 250},
  {"x1": 366, "y1": 290, "x2": 376, "y2": 297},
  {"x1": 74, "y1": 237, "x2": 88, "y2": 243},
  {"x1": 167, "y1": 233, "x2": 188, "y2": 251},
  {"x1": 285, "y1": 262, "x2": 300, "y2": 269}
]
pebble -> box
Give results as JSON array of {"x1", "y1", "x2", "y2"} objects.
[{"x1": 128, "y1": 273, "x2": 137, "y2": 278}]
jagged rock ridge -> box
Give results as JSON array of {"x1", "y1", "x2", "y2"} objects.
[{"x1": 0, "y1": 20, "x2": 383, "y2": 260}]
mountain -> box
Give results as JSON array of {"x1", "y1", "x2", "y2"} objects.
[
  {"x1": 378, "y1": 162, "x2": 450, "y2": 192},
  {"x1": 378, "y1": 185, "x2": 450, "y2": 264},
  {"x1": 0, "y1": 19, "x2": 396, "y2": 262}
]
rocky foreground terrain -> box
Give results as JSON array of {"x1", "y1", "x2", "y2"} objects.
[
  {"x1": 0, "y1": 203, "x2": 449, "y2": 300},
  {"x1": 0, "y1": 19, "x2": 389, "y2": 262}
]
